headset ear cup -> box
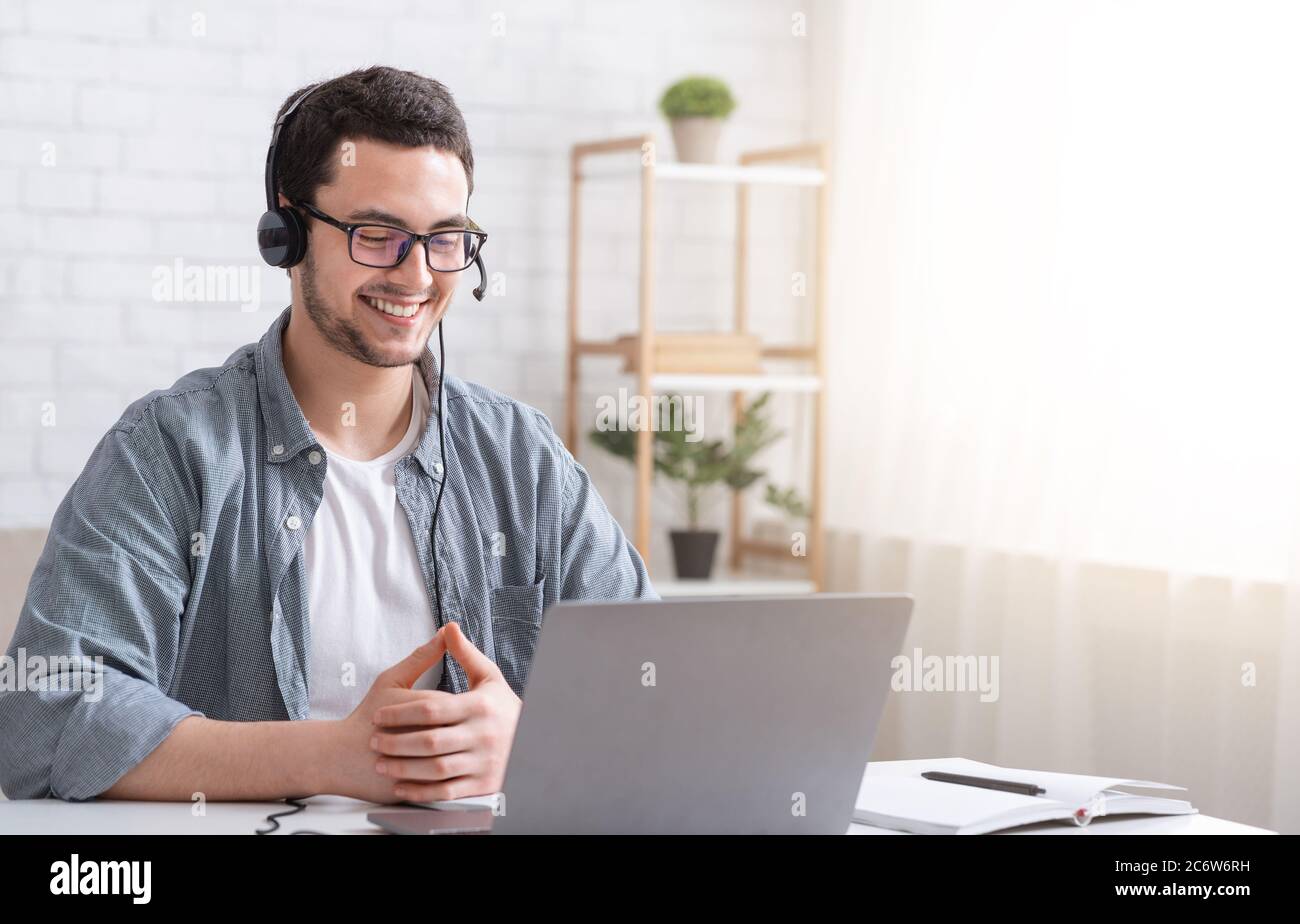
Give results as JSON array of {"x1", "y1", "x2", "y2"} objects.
[
  {"x1": 281, "y1": 207, "x2": 307, "y2": 267},
  {"x1": 256, "y1": 208, "x2": 307, "y2": 268}
]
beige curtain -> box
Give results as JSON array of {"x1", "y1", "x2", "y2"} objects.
[{"x1": 816, "y1": 0, "x2": 1300, "y2": 832}]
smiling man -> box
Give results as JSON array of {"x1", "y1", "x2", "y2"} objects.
[{"x1": 0, "y1": 67, "x2": 656, "y2": 804}]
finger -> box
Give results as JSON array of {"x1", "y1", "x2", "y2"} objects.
[
  {"x1": 376, "y1": 751, "x2": 482, "y2": 783},
  {"x1": 368, "y1": 687, "x2": 441, "y2": 711},
  {"x1": 443, "y1": 620, "x2": 502, "y2": 686},
  {"x1": 393, "y1": 776, "x2": 492, "y2": 803},
  {"x1": 371, "y1": 689, "x2": 479, "y2": 728},
  {"x1": 381, "y1": 629, "x2": 448, "y2": 689},
  {"x1": 371, "y1": 724, "x2": 475, "y2": 758}
]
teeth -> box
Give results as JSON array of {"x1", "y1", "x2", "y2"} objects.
[{"x1": 364, "y1": 295, "x2": 421, "y2": 318}]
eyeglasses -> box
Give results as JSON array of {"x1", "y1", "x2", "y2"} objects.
[{"x1": 292, "y1": 199, "x2": 487, "y2": 272}]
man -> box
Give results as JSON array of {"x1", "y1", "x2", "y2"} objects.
[{"x1": 0, "y1": 66, "x2": 655, "y2": 804}]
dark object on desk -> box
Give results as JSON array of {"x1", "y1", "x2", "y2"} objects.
[
  {"x1": 368, "y1": 808, "x2": 494, "y2": 835},
  {"x1": 921, "y1": 771, "x2": 1046, "y2": 797}
]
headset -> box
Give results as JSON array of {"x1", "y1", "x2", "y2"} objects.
[
  {"x1": 256, "y1": 82, "x2": 484, "y2": 638},
  {"x1": 256, "y1": 82, "x2": 489, "y2": 297}
]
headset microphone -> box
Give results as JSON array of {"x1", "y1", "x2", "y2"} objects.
[{"x1": 472, "y1": 254, "x2": 487, "y2": 301}]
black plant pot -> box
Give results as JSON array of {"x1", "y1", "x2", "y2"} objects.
[{"x1": 670, "y1": 530, "x2": 720, "y2": 579}]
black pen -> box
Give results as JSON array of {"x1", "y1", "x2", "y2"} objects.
[{"x1": 921, "y1": 771, "x2": 1046, "y2": 796}]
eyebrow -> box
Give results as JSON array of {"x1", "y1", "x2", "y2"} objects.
[{"x1": 345, "y1": 207, "x2": 471, "y2": 231}]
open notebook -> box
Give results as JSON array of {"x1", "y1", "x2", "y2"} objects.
[{"x1": 854, "y1": 758, "x2": 1196, "y2": 835}]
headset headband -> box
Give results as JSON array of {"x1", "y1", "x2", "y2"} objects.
[{"x1": 264, "y1": 84, "x2": 322, "y2": 212}]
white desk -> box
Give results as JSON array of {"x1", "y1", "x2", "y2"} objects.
[{"x1": 0, "y1": 794, "x2": 1275, "y2": 835}]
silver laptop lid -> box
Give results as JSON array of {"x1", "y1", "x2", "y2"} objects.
[{"x1": 493, "y1": 593, "x2": 913, "y2": 834}]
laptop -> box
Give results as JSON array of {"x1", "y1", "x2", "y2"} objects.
[{"x1": 368, "y1": 592, "x2": 913, "y2": 835}]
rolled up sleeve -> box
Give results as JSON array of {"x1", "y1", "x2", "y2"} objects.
[
  {"x1": 0, "y1": 425, "x2": 204, "y2": 801},
  {"x1": 558, "y1": 444, "x2": 659, "y2": 602}
]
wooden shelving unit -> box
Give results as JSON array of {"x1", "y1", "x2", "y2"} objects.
[{"x1": 566, "y1": 134, "x2": 829, "y2": 595}]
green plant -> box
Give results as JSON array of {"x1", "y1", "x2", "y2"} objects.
[
  {"x1": 589, "y1": 392, "x2": 780, "y2": 530},
  {"x1": 658, "y1": 75, "x2": 737, "y2": 120},
  {"x1": 764, "y1": 483, "x2": 811, "y2": 520}
]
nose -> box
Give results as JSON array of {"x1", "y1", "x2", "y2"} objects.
[{"x1": 387, "y1": 238, "x2": 435, "y2": 296}]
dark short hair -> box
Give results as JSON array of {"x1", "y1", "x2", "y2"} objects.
[{"x1": 271, "y1": 66, "x2": 475, "y2": 208}]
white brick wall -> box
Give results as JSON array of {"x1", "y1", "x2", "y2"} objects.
[{"x1": 0, "y1": 0, "x2": 825, "y2": 570}]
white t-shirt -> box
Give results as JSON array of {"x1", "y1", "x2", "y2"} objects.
[{"x1": 304, "y1": 367, "x2": 443, "y2": 720}]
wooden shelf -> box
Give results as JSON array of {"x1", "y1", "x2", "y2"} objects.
[
  {"x1": 579, "y1": 159, "x2": 827, "y2": 187},
  {"x1": 566, "y1": 133, "x2": 828, "y2": 591},
  {"x1": 574, "y1": 336, "x2": 817, "y2": 363},
  {"x1": 649, "y1": 373, "x2": 821, "y2": 393},
  {"x1": 571, "y1": 336, "x2": 822, "y2": 389}
]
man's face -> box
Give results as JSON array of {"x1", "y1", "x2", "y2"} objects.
[{"x1": 292, "y1": 138, "x2": 471, "y2": 368}]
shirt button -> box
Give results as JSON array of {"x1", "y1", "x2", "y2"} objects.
[
  {"x1": 285, "y1": 515, "x2": 302, "y2": 530},
  {"x1": 272, "y1": 444, "x2": 285, "y2": 456},
  {"x1": 308, "y1": 450, "x2": 322, "y2": 465},
  {"x1": 434, "y1": 462, "x2": 444, "y2": 475}
]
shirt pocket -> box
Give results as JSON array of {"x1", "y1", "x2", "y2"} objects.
[{"x1": 490, "y1": 576, "x2": 546, "y2": 697}]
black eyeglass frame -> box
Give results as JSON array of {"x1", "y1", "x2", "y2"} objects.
[{"x1": 291, "y1": 198, "x2": 488, "y2": 272}]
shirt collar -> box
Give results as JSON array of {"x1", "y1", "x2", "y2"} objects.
[{"x1": 255, "y1": 305, "x2": 444, "y2": 480}]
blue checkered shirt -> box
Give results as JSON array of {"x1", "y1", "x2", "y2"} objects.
[{"x1": 0, "y1": 305, "x2": 656, "y2": 801}]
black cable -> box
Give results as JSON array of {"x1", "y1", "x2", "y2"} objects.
[
  {"x1": 256, "y1": 796, "x2": 330, "y2": 835},
  {"x1": 431, "y1": 319, "x2": 447, "y2": 626}
]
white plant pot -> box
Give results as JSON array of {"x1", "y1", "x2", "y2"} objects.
[{"x1": 668, "y1": 116, "x2": 724, "y2": 164}]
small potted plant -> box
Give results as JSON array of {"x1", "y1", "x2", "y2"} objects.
[
  {"x1": 590, "y1": 392, "x2": 780, "y2": 579},
  {"x1": 658, "y1": 75, "x2": 737, "y2": 164}
]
